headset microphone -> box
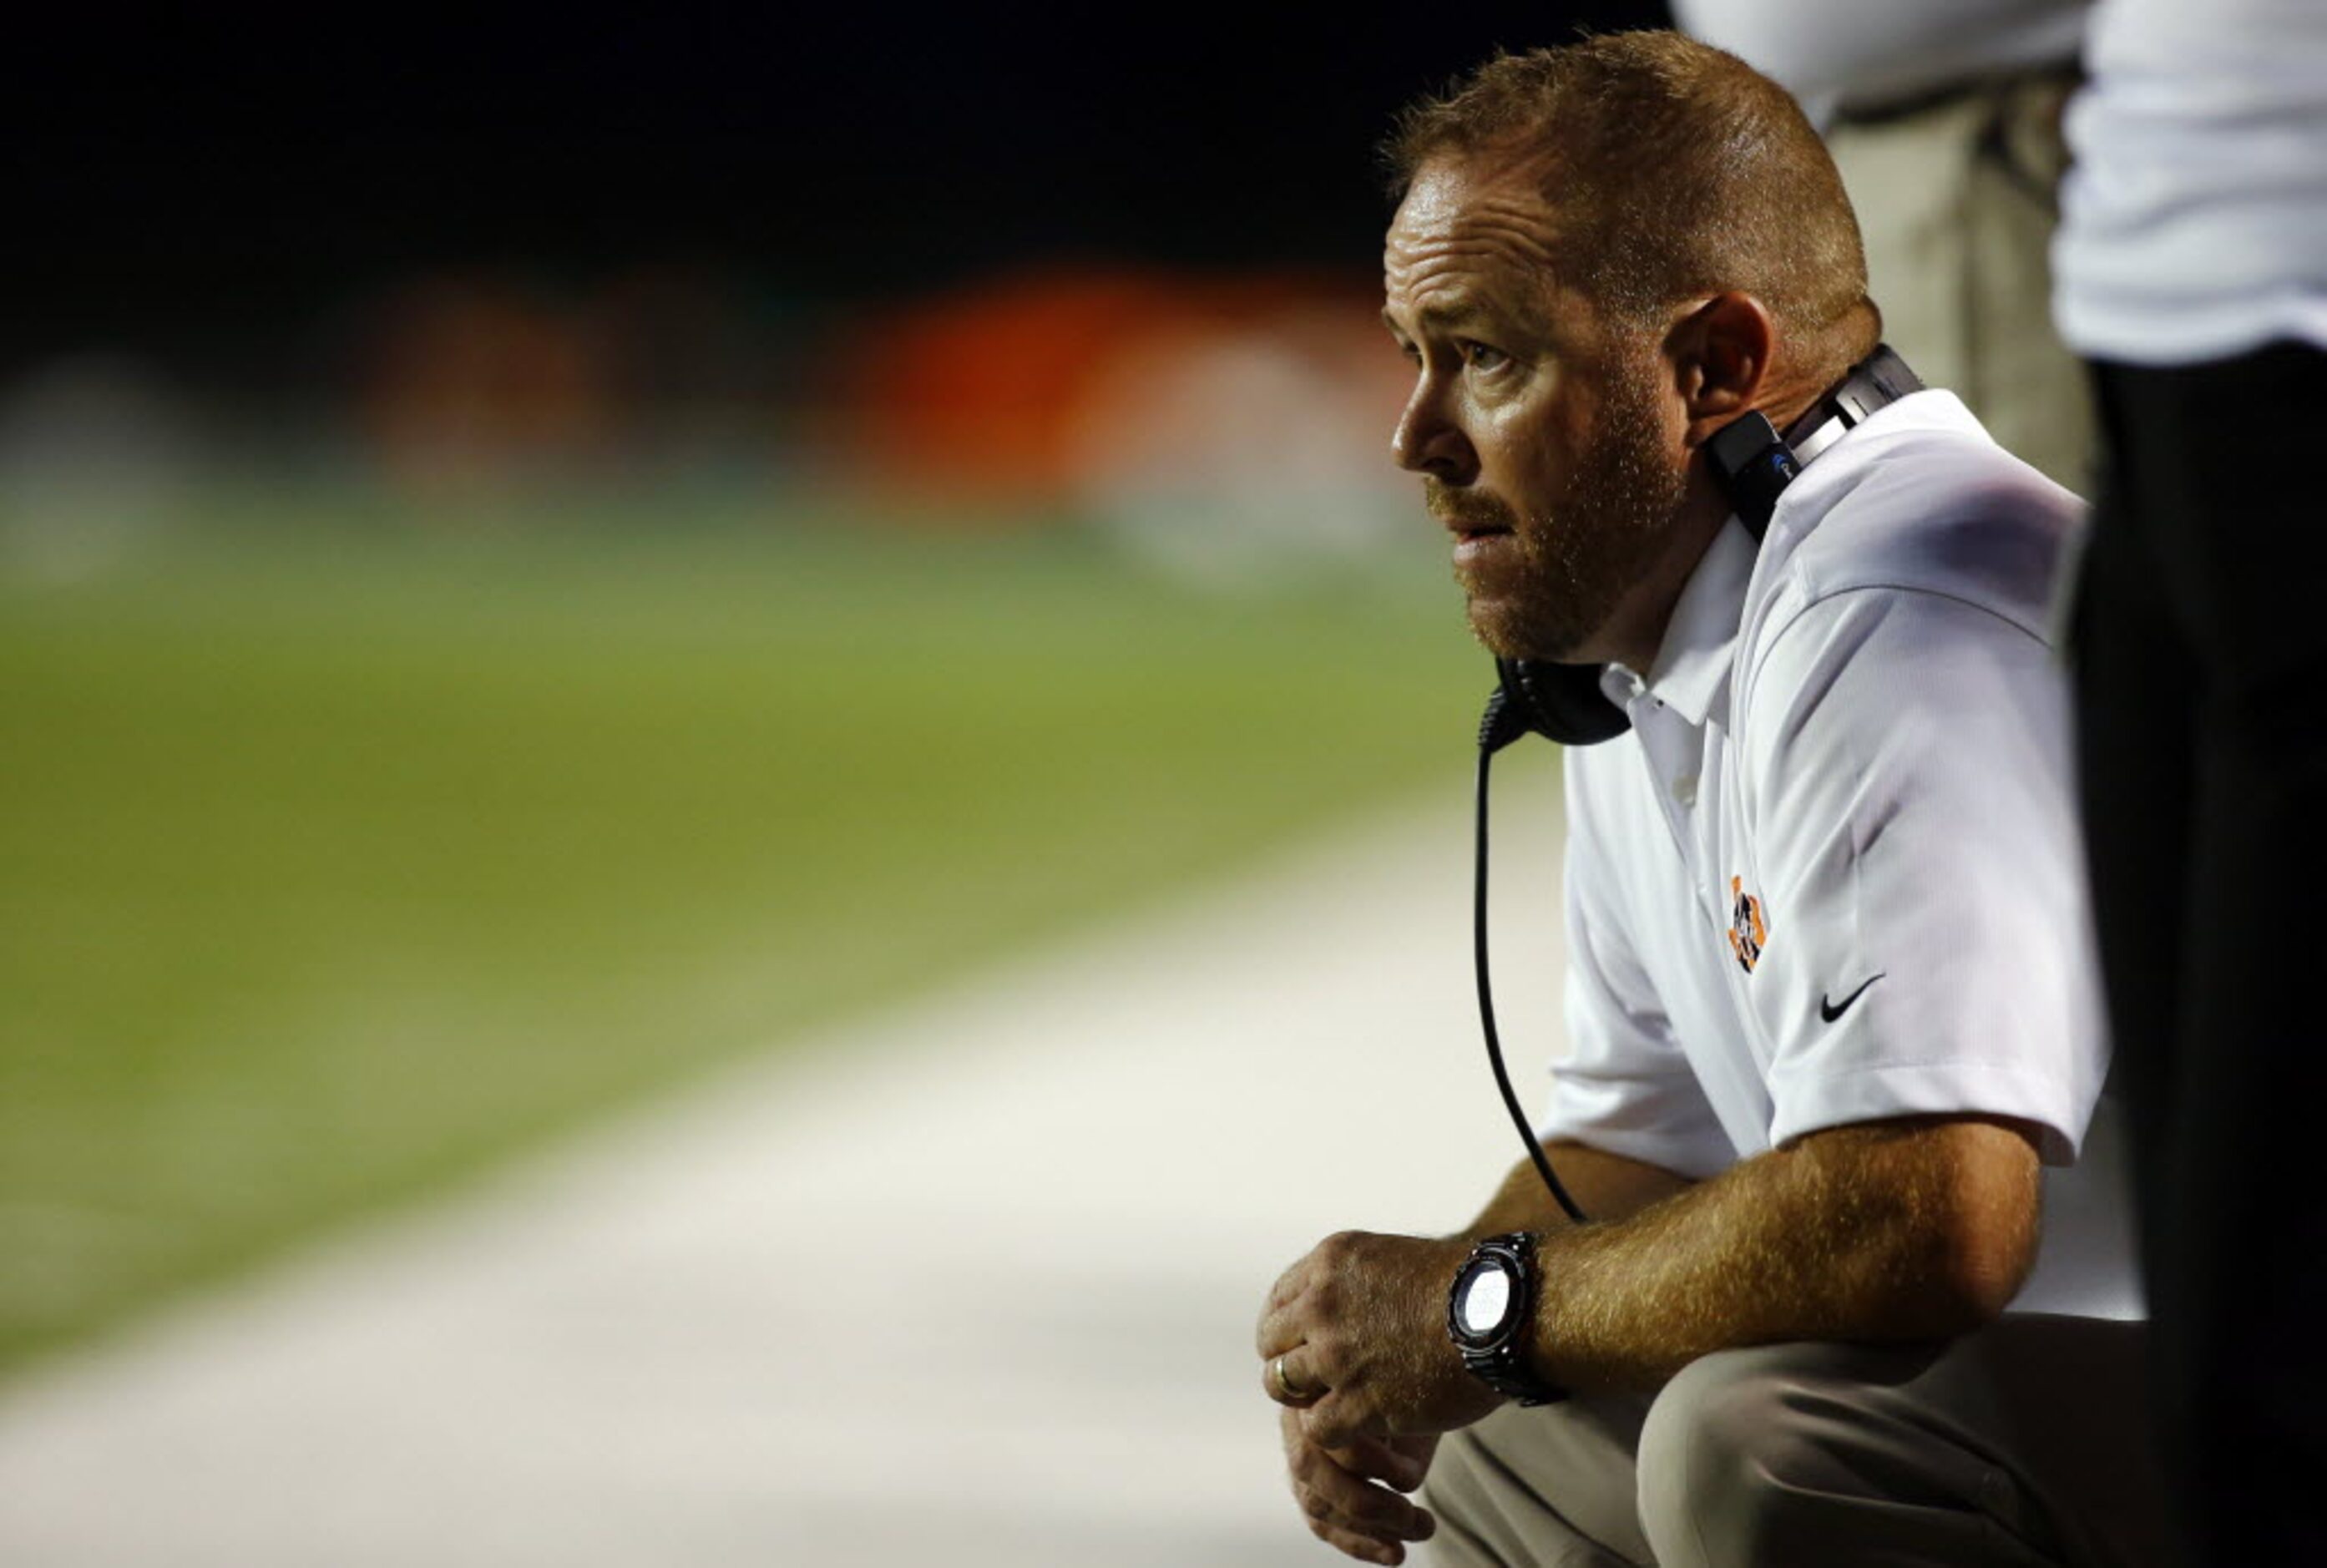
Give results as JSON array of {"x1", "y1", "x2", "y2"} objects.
[
  {"x1": 1468, "y1": 346, "x2": 1921, "y2": 1221},
  {"x1": 1483, "y1": 658, "x2": 1629, "y2": 752}
]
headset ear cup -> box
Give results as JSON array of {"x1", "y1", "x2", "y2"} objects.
[{"x1": 1495, "y1": 658, "x2": 1631, "y2": 746}]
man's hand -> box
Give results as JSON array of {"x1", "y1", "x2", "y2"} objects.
[
  {"x1": 1257, "y1": 1231, "x2": 1501, "y2": 1449},
  {"x1": 1279, "y1": 1407, "x2": 1440, "y2": 1565}
]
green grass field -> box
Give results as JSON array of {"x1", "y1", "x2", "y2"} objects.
[{"x1": 0, "y1": 493, "x2": 1486, "y2": 1375}]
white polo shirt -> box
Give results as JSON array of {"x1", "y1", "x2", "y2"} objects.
[{"x1": 1540, "y1": 389, "x2": 2139, "y2": 1318}]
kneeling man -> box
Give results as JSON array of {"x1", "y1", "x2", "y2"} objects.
[{"x1": 1258, "y1": 33, "x2": 2164, "y2": 1568}]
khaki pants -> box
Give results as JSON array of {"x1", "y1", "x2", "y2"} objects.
[
  {"x1": 1829, "y1": 71, "x2": 2094, "y2": 496},
  {"x1": 1423, "y1": 1315, "x2": 2172, "y2": 1568}
]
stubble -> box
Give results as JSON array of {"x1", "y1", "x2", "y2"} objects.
[{"x1": 1443, "y1": 354, "x2": 1685, "y2": 662}]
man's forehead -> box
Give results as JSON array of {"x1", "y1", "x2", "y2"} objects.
[
  {"x1": 1384, "y1": 156, "x2": 1566, "y2": 302},
  {"x1": 1393, "y1": 154, "x2": 1561, "y2": 232}
]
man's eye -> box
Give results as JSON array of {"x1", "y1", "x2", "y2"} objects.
[{"x1": 1460, "y1": 341, "x2": 1510, "y2": 372}]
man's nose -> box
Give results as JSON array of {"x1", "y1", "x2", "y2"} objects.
[{"x1": 1390, "y1": 379, "x2": 1476, "y2": 483}]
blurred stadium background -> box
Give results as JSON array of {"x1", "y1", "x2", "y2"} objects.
[{"x1": 2, "y1": 6, "x2": 1656, "y2": 1560}]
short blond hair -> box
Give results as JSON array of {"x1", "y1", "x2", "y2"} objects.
[{"x1": 1385, "y1": 32, "x2": 1879, "y2": 374}]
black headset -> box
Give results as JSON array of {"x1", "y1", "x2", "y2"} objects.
[{"x1": 1471, "y1": 346, "x2": 1922, "y2": 1221}]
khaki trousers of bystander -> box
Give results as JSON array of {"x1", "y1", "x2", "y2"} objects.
[{"x1": 1828, "y1": 70, "x2": 2094, "y2": 496}]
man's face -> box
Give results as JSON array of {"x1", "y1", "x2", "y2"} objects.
[{"x1": 1382, "y1": 156, "x2": 1689, "y2": 664}]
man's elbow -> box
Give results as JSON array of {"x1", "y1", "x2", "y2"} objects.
[
  {"x1": 1874, "y1": 1206, "x2": 2034, "y2": 1339},
  {"x1": 1835, "y1": 1115, "x2": 2041, "y2": 1335},
  {"x1": 1931, "y1": 1220, "x2": 2038, "y2": 1328},
  {"x1": 1790, "y1": 1114, "x2": 2046, "y2": 1337},
  {"x1": 1920, "y1": 1120, "x2": 2045, "y2": 1330}
]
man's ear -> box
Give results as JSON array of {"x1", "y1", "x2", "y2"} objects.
[{"x1": 1667, "y1": 293, "x2": 1778, "y2": 449}]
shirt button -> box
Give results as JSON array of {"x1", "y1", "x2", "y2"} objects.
[{"x1": 1672, "y1": 775, "x2": 1698, "y2": 807}]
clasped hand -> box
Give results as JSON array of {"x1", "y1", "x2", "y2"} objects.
[{"x1": 1257, "y1": 1231, "x2": 1502, "y2": 1565}]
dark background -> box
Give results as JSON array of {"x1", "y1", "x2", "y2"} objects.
[
  {"x1": 0, "y1": 0, "x2": 1677, "y2": 1400},
  {"x1": 9, "y1": 4, "x2": 1667, "y2": 378}
]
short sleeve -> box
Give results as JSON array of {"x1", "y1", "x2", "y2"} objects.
[
  {"x1": 1538, "y1": 748, "x2": 1738, "y2": 1180},
  {"x1": 1737, "y1": 588, "x2": 2108, "y2": 1163}
]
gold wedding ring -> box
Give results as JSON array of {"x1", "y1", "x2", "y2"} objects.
[{"x1": 1272, "y1": 1354, "x2": 1301, "y2": 1400}]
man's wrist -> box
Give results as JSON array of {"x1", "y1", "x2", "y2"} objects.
[{"x1": 1445, "y1": 1232, "x2": 1569, "y2": 1406}]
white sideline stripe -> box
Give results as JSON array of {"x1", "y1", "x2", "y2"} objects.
[{"x1": 0, "y1": 787, "x2": 1571, "y2": 1568}]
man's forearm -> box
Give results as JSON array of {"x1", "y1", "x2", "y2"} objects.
[
  {"x1": 1525, "y1": 1117, "x2": 2041, "y2": 1393},
  {"x1": 1459, "y1": 1139, "x2": 1696, "y2": 1240}
]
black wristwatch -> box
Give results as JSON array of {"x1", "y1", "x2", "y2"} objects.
[{"x1": 1446, "y1": 1232, "x2": 1567, "y2": 1406}]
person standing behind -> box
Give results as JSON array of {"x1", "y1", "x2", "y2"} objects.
[
  {"x1": 2052, "y1": 2, "x2": 2327, "y2": 1561},
  {"x1": 1673, "y1": 0, "x2": 2095, "y2": 493}
]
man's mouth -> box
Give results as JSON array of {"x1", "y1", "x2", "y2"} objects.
[
  {"x1": 1448, "y1": 525, "x2": 1520, "y2": 577},
  {"x1": 1439, "y1": 516, "x2": 1516, "y2": 557},
  {"x1": 1433, "y1": 509, "x2": 1514, "y2": 542}
]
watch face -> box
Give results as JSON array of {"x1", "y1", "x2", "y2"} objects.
[{"x1": 1457, "y1": 1261, "x2": 1513, "y2": 1338}]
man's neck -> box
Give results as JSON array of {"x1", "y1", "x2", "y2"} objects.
[
  {"x1": 1597, "y1": 351, "x2": 1869, "y2": 673},
  {"x1": 1599, "y1": 496, "x2": 1729, "y2": 676}
]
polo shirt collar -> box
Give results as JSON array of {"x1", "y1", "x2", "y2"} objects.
[{"x1": 1601, "y1": 515, "x2": 1758, "y2": 729}]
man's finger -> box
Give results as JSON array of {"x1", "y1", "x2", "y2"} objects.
[
  {"x1": 1303, "y1": 1391, "x2": 1374, "y2": 1449},
  {"x1": 1334, "y1": 1436, "x2": 1431, "y2": 1494},
  {"x1": 1255, "y1": 1302, "x2": 1298, "y2": 1360},
  {"x1": 1281, "y1": 1409, "x2": 1433, "y2": 1565},
  {"x1": 1262, "y1": 1349, "x2": 1323, "y2": 1406},
  {"x1": 1295, "y1": 1454, "x2": 1436, "y2": 1543},
  {"x1": 1311, "y1": 1518, "x2": 1417, "y2": 1567},
  {"x1": 1299, "y1": 1485, "x2": 1429, "y2": 1568},
  {"x1": 1263, "y1": 1257, "x2": 1311, "y2": 1318}
]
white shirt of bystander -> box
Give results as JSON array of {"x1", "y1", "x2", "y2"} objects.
[
  {"x1": 2055, "y1": 0, "x2": 2327, "y2": 364},
  {"x1": 1670, "y1": 0, "x2": 2088, "y2": 124}
]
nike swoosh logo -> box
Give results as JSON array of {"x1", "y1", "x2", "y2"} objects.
[{"x1": 1819, "y1": 973, "x2": 1886, "y2": 1023}]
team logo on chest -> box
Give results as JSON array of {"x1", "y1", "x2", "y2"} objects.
[{"x1": 1727, "y1": 875, "x2": 1768, "y2": 974}]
